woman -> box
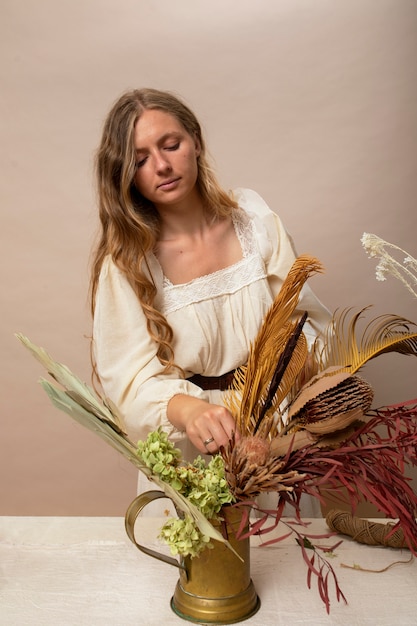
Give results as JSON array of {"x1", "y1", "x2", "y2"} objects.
[{"x1": 91, "y1": 88, "x2": 330, "y2": 494}]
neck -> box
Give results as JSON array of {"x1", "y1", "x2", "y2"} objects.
[{"x1": 156, "y1": 190, "x2": 212, "y2": 239}]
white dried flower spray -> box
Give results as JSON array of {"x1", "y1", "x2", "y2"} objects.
[{"x1": 361, "y1": 233, "x2": 417, "y2": 298}]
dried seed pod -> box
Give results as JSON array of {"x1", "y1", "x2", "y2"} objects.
[{"x1": 289, "y1": 374, "x2": 374, "y2": 434}]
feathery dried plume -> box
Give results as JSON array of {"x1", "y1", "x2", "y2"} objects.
[{"x1": 361, "y1": 232, "x2": 417, "y2": 298}]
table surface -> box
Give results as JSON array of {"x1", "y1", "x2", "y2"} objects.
[{"x1": 1, "y1": 516, "x2": 416, "y2": 625}]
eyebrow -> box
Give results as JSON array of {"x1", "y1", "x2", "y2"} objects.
[{"x1": 135, "y1": 131, "x2": 182, "y2": 154}]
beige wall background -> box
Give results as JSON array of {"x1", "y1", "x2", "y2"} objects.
[{"x1": 1, "y1": 0, "x2": 416, "y2": 516}]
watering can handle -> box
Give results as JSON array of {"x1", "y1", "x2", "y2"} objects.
[{"x1": 124, "y1": 490, "x2": 186, "y2": 571}]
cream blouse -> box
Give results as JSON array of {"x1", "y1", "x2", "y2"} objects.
[{"x1": 93, "y1": 188, "x2": 331, "y2": 460}]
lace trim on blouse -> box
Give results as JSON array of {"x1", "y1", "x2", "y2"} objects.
[{"x1": 162, "y1": 209, "x2": 267, "y2": 315}]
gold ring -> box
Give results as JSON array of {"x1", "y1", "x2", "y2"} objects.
[{"x1": 203, "y1": 437, "x2": 215, "y2": 447}]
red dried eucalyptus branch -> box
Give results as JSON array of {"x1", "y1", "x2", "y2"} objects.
[
  {"x1": 224, "y1": 399, "x2": 417, "y2": 612},
  {"x1": 282, "y1": 400, "x2": 417, "y2": 553},
  {"x1": 231, "y1": 500, "x2": 347, "y2": 614}
]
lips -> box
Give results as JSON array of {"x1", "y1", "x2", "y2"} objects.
[{"x1": 157, "y1": 177, "x2": 181, "y2": 190}]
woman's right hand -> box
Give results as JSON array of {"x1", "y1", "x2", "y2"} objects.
[{"x1": 167, "y1": 394, "x2": 240, "y2": 454}]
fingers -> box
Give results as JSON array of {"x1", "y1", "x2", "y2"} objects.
[
  {"x1": 166, "y1": 395, "x2": 239, "y2": 455},
  {"x1": 202, "y1": 436, "x2": 216, "y2": 453},
  {"x1": 187, "y1": 404, "x2": 239, "y2": 455}
]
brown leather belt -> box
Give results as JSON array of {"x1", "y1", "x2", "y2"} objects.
[{"x1": 188, "y1": 369, "x2": 236, "y2": 391}]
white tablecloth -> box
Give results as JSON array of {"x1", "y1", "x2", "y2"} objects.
[{"x1": 1, "y1": 516, "x2": 415, "y2": 625}]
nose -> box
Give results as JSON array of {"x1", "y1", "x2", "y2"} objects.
[{"x1": 154, "y1": 150, "x2": 172, "y2": 174}]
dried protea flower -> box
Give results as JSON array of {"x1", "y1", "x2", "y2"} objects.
[
  {"x1": 221, "y1": 435, "x2": 305, "y2": 500},
  {"x1": 234, "y1": 435, "x2": 271, "y2": 466}
]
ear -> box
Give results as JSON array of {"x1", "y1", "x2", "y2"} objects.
[{"x1": 194, "y1": 134, "x2": 201, "y2": 157}]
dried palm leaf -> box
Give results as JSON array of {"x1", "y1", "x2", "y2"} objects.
[
  {"x1": 16, "y1": 333, "x2": 126, "y2": 434},
  {"x1": 270, "y1": 430, "x2": 318, "y2": 457},
  {"x1": 225, "y1": 256, "x2": 323, "y2": 436},
  {"x1": 254, "y1": 312, "x2": 308, "y2": 434},
  {"x1": 16, "y1": 334, "x2": 236, "y2": 553},
  {"x1": 316, "y1": 307, "x2": 417, "y2": 374},
  {"x1": 314, "y1": 421, "x2": 365, "y2": 449},
  {"x1": 226, "y1": 321, "x2": 308, "y2": 436}
]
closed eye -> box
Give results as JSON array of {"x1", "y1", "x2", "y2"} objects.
[
  {"x1": 165, "y1": 142, "x2": 180, "y2": 151},
  {"x1": 135, "y1": 156, "x2": 148, "y2": 169}
]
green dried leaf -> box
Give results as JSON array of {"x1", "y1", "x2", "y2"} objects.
[{"x1": 17, "y1": 335, "x2": 236, "y2": 553}]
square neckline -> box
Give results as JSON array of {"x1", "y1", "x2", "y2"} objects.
[{"x1": 153, "y1": 208, "x2": 250, "y2": 288}]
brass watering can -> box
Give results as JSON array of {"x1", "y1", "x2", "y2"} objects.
[{"x1": 125, "y1": 490, "x2": 260, "y2": 624}]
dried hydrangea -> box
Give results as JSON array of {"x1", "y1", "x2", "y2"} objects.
[
  {"x1": 136, "y1": 429, "x2": 234, "y2": 557},
  {"x1": 136, "y1": 428, "x2": 182, "y2": 487},
  {"x1": 159, "y1": 515, "x2": 213, "y2": 558}
]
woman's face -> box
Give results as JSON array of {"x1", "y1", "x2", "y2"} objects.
[{"x1": 133, "y1": 108, "x2": 201, "y2": 210}]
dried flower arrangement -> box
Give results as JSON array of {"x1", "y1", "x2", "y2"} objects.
[{"x1": 16, "y1": 245, "x2": 417, "y2": 614}]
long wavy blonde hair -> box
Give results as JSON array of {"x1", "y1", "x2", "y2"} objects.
[{"x1": 90, "y1": 88, "x2": 238, "y2": 371}]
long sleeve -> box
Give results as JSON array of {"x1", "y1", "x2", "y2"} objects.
[{"x1": 93, "y1": 257, "x2": 208, "y2": 443}]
